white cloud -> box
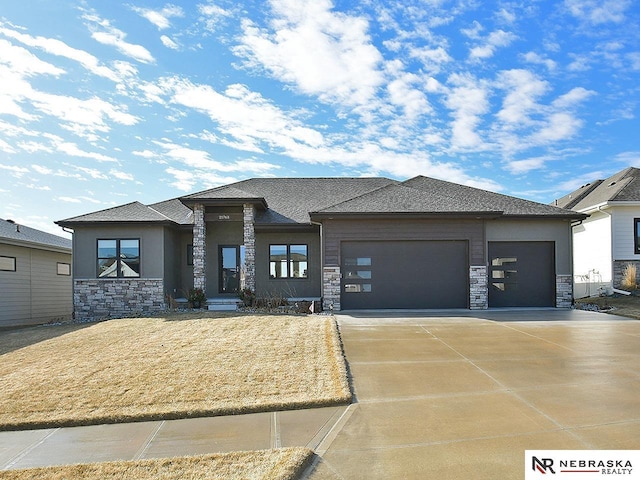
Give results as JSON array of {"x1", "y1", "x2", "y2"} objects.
[
  {"x1": 160, "y1": 35, "x2": 179, "y2": 50},
  {"x1": 496, "y1": 69, "x2": 549, "y2": 126},
  {"x1": 55, "y1": 141, "x2": 119, "y2": 163},
  {"x1": 234, "y1": 0, "x2": 384, "y2": 107},
  {"x1": 469, "y1": 29, "x2": 517, "y2": 61},
  {"x1": 198, "y1": 3, "x2": 232, "y2": 32},
  {"x1": 83, "y1": 12, "x2": 155, "y2": 64},
  {"x1": 0, "y1": 138, "x2": 15, "y2": 153},
  {"x1": 444, "y1": 73, "x2": 490, "y2": 150},
  {"x1": 564, "y1": 0, "x2": 631, "y2": 25},
  {"x1": 521, "y1": 51, "x2": 557, "y2": 71},
  {"x1": 505, "y1": 157, "x2": 548, "y2": 174},
  {"x1": 0, "y1": 164, "x2": 30, "y2": 177},
  {"x1": 110, "y1": 169, "x2": 135, "y2": 181},
  {"x1": 131, "y1": 4, "x2": 184, "y2": 30},
  {"x1": 0, "y1": 23, "x2": 124, "y2": 82},
  {"x1": 156, "y1": 77, "x2": 325, "y2": 155}
]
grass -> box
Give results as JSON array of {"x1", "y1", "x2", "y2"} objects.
[
  {"x1": 0, "y1": 448, "x2": 313, "y2": 480},
  {"x1": 0, "y1": 313, "x2": 351, "y2": 431}
]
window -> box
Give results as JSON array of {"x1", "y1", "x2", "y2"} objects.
[
  {"x1": 187, "y1": 244, "x2": 193, "y2": 266},
  {"x1": 635, "y1": 219, "x2": 640, "y2": 254},
  {"x1": 97, "y1": 239, "x2": 140, "y2": 278},
  {"x1": 57, "y1": 262, "x2": 71, "y2": 276},
  {"x1": 269, "y1": 244, "x2": 308, "y2": 279},
  {"x1": 344, "y1": 257, "x2": 372, "y2": 294},
  {"x1": 0, "y1": 256, "x2": 16, "y2": 271}
]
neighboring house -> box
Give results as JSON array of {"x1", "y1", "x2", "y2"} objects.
[
  {"x1": 0, "y1": 218, "x2": 73, "y2": 328},
  {"x1": 56, "y1": 176, "x2": 585, "y2": 319},
  {"x1": 554, "y1": 167, "x2": 640, "y2": 298}
]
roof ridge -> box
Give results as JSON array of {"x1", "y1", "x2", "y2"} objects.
[{"x1": 312, "y1": 180, "x2": 402, "y2": 212}]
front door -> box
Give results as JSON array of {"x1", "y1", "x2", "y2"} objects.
[{"x1": 219, "y1": 246, "x2": 240, "y2": 294}]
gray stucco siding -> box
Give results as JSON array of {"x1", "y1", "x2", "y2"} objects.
[
  {"x1": 71, "y1": 225, "x2": 166, "y2": 279},
  {"x1": 255, "y1": 230, "x2": 321, "y2": 298}
]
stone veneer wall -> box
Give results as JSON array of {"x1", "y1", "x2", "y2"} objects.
[
  {"x1": 323, "y1": 266, "x2": 341, "y2": 311},
  {"x1": 555, "y1": 274, "x2": 573, "y2": 308},
  {"x1": 193, "y1": 203, "x2": 206, "y2": 291},
  {"x1": 243, "y1": 204, "x2": 256, "y2": 292},
  {"x1": 469, "y1": 265, "x2": 488, "y2": 309},
  {"x1": 613, "y1": 260, "x2": 640, "y2": 291},
  {"x1": 74, "y1": 278, "x2": 165, "y2": 320}
]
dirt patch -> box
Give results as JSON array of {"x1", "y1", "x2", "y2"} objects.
[{"x1": 575, "y1": 294, "x2": 640, "y2": 320}]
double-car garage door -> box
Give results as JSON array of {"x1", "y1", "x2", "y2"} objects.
[
  {"x1": 341, "y1": 241, "x2": 469, "y2": 310},
  {"x1": 340, "y1": 240, "x2": 556, "y2": 310}
]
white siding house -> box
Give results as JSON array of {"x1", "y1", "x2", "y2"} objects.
[
  {"x1": 554, "y1": 167, "x2": 640, "y2": 297},
  {"x1": 0, "y1": 219, "x2": 72, "y2": 328}
]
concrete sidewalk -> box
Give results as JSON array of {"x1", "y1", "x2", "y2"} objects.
[
  {"x1": 1, "y1": 309, "x2": 639, "y2": 479},
  {"x1": 0, "y1": 406, "x2": 349, "y2": 470},
  {"x1": 308, "y1": 309, "x2": 640, "y2": 479}
]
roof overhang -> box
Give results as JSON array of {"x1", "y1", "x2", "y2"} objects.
[
  {"x1": 54, "y1": 219, "x2": 179, "y2": 228},
  {"x1": 309, "y1": 211, "x2": 504, "y2": 221},
  {"x1": 179, "y1": 197, "x2": 268, "y2": 210},
  {"x1": 0, "y1": 237, "x2": 72, "y2": 254}
]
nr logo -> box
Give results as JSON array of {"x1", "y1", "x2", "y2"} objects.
[{"x1": 533, "y1": 457, "x2": 556, "y2": 474}]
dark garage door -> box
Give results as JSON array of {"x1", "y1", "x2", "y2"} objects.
[
  {"x1": 488, "y1": 241, "x2": 555, "y2": 307},
  {"x1": 341, "y1": 241, "x2": 469, "y2": 310}
]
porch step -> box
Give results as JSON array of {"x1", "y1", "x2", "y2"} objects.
[{"x1": 206, "y1": 298, "x2": 240, "y2": 311}]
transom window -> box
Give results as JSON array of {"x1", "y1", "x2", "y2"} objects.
[
  {"x1": 97, "y1": 239, "x2": 140, "y2": 278},
  {"x1": 269, "y1": 244, "x2": 308, "y2": 279}
]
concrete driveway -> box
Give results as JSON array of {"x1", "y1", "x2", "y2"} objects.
[{"x1": 308, "y1": 309, "x2": 640, "y2": 479}]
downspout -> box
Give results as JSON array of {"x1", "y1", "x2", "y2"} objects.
[
  {"x1": 598, "y1": 205, "x2": 613, "y2": 294},
  {"x1": 310, "y1": 220, "x2": 324, "y2": 308}
]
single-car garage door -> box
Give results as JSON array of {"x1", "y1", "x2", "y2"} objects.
[
  {"x1": 341, "y1": 240, "x2": 469, "y2": 310},
  {"x1": 488, "y1": 241, "x2": 555, "y2": 307}
]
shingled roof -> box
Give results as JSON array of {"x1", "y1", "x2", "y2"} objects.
[
  {"x1": 1, "y1": 218, "x2": 71, "y2": 252},
  {"x1": 553, "y1": 167, "x2": 640, "y2": 212},
  {"x1": 58, "y1": 175, "x2": 584, "y2": 227},
  {"x1": 57, "y1": 199, "x2": 194, "y2": 226}
]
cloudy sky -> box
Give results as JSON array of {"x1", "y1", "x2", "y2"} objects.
[{"x1": 1, "y1": 0, "x2": 638, "y2": 236}]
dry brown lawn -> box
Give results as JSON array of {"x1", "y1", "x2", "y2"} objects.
[
  {"x1": 0, "y1": 313, "x2": 351, "y2": 430},
  {"x1": 0, "y1": 448, "x2": 313, "y2": 480}
]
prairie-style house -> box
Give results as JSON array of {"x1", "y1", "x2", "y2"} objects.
[{"x1": 57, "y1": 176, "x2": 585, "y2": 319}]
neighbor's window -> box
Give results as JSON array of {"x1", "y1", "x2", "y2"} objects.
[
  {"x1": 97, "y1": 239, "x2": 140, "y2": 278},
  {"x1": 0, "y1": 256, "x2": 16, "y2": 271},
  {"x1": 635, "y1": 219, "x2": 640, "y2": 254},
  {"x1": 57, "y1": 262, "x2": 71, "y2": 276},
  {"x1": 269, "y1": 244, "x2": 308, "y2": 279}
]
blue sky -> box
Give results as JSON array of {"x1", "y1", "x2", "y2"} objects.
[{"x1": 0, "y1": 0, "x2": 638, "y2": 236}]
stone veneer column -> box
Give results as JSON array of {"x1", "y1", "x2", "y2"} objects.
[
  {"x1": 469, "y1": 265, "x2": 488, "y2": 309},
  {"x1": 323, "y1": 266, "x2": 341, "y2": 311},
  {"x1": 556, "y1": 274, "x2": 573, "y2": 308},
  {"x1": 243, "y1": 204, "x2": 256, "y2": 292},
  {"x1": 193, "y1": 203, "x2": 206, "y2": 292}
]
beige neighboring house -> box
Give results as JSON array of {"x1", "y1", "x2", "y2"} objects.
[{"x1": 0, "y1": 218, "x2": 72, "y2": 328}]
